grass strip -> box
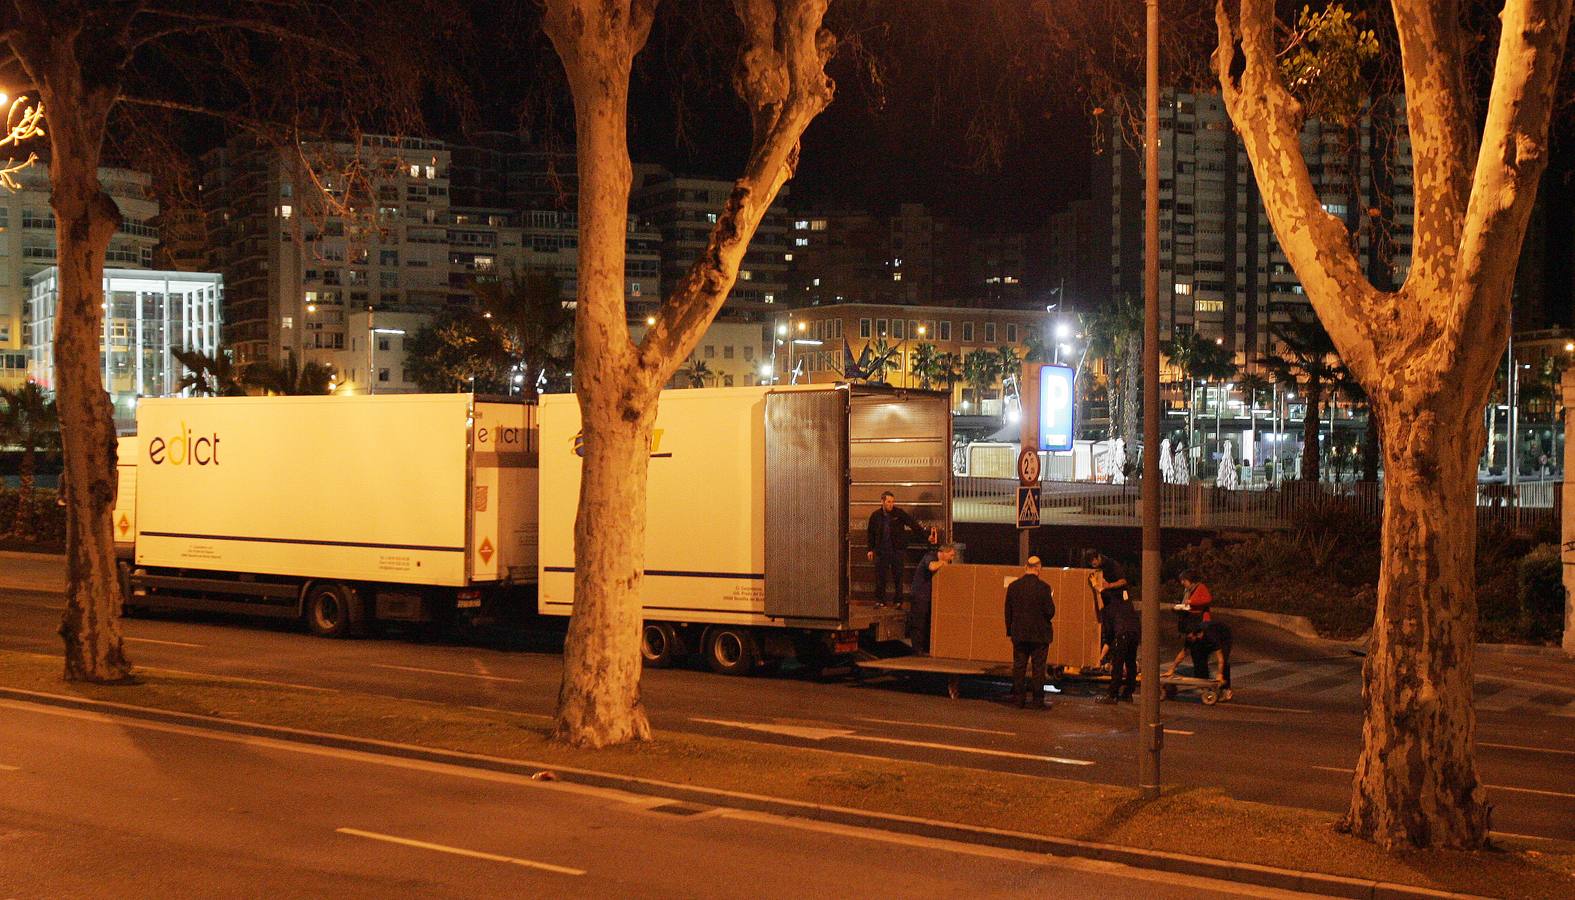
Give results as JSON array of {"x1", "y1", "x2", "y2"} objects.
[{"x1": 1, "y1": 649, "x2": 1569, "y2": 897}]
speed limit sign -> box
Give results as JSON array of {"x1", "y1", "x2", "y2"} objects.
[{"x1": 1017, "y1": 447, "x2": 1041, "y2": 485}]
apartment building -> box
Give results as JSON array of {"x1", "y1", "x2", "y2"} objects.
[
  {"x1": 447, "y1": 208, "x2": 660, "y2": 308},
  {"x1": 1103, "y1": 91, "x2": 1417, "y2": 362},
  {"x1": 787, "y1": 204, "x2": 960, "y2": 307},
  {"x1": 0, "y1": 165, "x2": 160, "y2": 388},
  {"x1": 202, "y1": 135, "x2": 455, "y2": 368},
  {"x1": 632, "y1": 166, "x2": 791, "y2": 312}
]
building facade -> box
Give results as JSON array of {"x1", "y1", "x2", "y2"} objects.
[
  {"x1": 632, "y1": 167, "x2": 791, "y2": 312},
  {"x1": 0, "y1": 165, "x2": 160, "y2": 388},
  {"x1": 1103, "y1": 91, "x2": 1416, "y2": 362},
  {"x1": 25, "y1": 267, "x2": 222, "y2": 426}
]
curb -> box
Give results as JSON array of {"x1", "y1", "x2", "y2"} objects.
[
  {"x1": 0, "y1": 548, "x2": 66, "y2": 562},
  {"x1": 1219, "y1": 608, "x2": 1335, "y2": 643},
  {"x1": 0, "y1": 685, "x2": 1484, "y2": 900}
]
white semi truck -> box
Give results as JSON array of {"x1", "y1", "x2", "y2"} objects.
[
  {"x1": 121, "y1": 394, "x2": 537, "y2": 635},
  {"x1": 537, "y1": 383, "x2": 952, "y2": 674},
  {"x1": 117, "y1": 383, "x2": 951, "y2": 672}
]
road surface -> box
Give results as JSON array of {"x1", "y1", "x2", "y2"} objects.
[
  {"x1": 2, "y1": 552, "x2": 1572, "y2": 845},
  {"x1": 0, "y1": 699, "x2": 1293, "y2": 898}
]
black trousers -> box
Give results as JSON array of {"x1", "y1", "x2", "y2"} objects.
[
  {"x1": 1108, "y1": 631, "x2": 1139, "y2": 698},
  {"x1": 1189, "y1": 634, "x2": 1232, "y2": 687},
  {"x1": 1011, "y1": 640, "x2": 1049, "y2": 704},
  {"x1": 873, "y1": 551, "x2": 904, "y2": 603},
  {"x1": 909, "y1": 592, "x2": 932, "y2": 653}
]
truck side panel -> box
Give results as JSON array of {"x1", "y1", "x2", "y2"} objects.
[
  {"x1": 472, "y1": 402, "x2": 538, "y2": 583},
  {"x1": 114, "y1": 436, "x2": 137, "y2": 556},
  {"x1": 134, "y1": 395, "x2": 470, "y2": 587},
  {"x1": 538, "y1": 387, "x2": 772, "y2": 625}
]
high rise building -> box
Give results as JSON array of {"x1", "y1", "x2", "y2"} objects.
[
  {"x1": 0, "y1": 164, "x2": 160, "y2": 388},
  {"x1": 787, "y1": 204, "x2": 958, "y2": 308},
  {"x1": 1102, "y1": 91, "x2": 1416, "y2": 362},
  {"x1": 202, "y1": 135, "x2": 456, "y2": 367},
  {"x1": 631, "y1": 166, "x2": 791, "y2": 313}
]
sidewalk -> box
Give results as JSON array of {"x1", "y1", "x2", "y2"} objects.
[
  {"x1": 0, "y1": 649, "x2": 1568, "y2": 898},
  {"x1": 0, "y1": 548, "x2": 67, "y2": 593}
]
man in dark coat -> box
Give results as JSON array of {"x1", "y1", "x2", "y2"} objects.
[
  {"x1": 866, "y1": 491, "x2": 930, "y2": 605},
  {"x1": 1098, "y1": 588, "x2": 1141, "y2": 704},
  {"x1": 908, "y1": 543, "x2": 956, "y2": 655},
  {"x1": 1004, "y1": 556, "x2": 1056, "y2": 709}
]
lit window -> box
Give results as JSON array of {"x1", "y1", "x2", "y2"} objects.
[
  {"x1": 810, "y1": 219, "x2": 827, "y2": 231},
  {"x1": 1174, "y1": 283, "x2": 1193, "y2": 296},
  {"x1": 764, "y1": 293, "x2": 775, "y2": 302},
  {"x1": 409, "y1": 164, "x2": 421, "y2": 178},
  {"x1": 794, "y1": 220, "x2": 809, "y2": 230},
  {"x1": 892, "y1": 272, "x2": 903, "y2": 281},
  {"x1": 783, "y1": 253, "x2": 793, "y2": 262},
  {"x1": 740, "y1": 270, "x2": 753, "y2": 281},
  {"x1": 812, "y1": 277, "x2": 820, "y2": 286},
  {"x1": 279, "y1": 205, "x2": 292, "y2": 219},
  {"x1": 794, "y1": 237, "x2": 809, "y2": 247},
  {"x1": 425, "y1": 165, "x2": 435, "y2": 179}
]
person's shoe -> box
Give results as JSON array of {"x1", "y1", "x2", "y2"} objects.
[{"x1": 1094, "y1": 695, "x2": 1119, "y2": 705}]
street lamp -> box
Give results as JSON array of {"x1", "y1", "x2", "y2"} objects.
[{"x1": 791, "y1": 338, "x2": 823, "y2": 384}]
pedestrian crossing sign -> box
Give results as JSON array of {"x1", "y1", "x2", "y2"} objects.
[{"x1": 1017, "y1": 485, "x2": 1041, "y2": 530}]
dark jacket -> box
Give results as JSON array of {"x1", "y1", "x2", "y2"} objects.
[
  {"x1": 1105, "y1": 594, "x2": 1140, "y2": 637},
  {"x1": 867, "y1": 506, "x2": 925, "y2": 556},
  {"x1": 1004, "y1": 574, "x2": 1055, "y2": 644}
]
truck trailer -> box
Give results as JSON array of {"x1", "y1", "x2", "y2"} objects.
[
  {"x1": 122, "y1": 394, "x2": 537, "y2": 634},
  {"x1": 537, "y1": 383, "x2": 952, "y2": 674}
]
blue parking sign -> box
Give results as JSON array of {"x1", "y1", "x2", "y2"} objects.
[{"x1": 1038, "y1": 364, "x2": 1076, "y2": 452}]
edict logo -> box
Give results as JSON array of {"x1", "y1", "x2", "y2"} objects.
[{"x1": 148, "y1": 422, "x2": 221, "y2": 466}]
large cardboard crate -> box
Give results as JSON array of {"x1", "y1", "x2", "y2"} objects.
[{"x1": 930, "y1": 564, "x2": 1103, "y2": 668}]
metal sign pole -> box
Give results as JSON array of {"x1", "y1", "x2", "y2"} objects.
[
  {"x1": 1139, "y1": 0, "x2": 1164, "y2": 800},
  {"x1": 1019, "y1": 363, "x2": 1043, "y2": 565}
]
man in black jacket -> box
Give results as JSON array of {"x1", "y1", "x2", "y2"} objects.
[
  {"x1": 1004, "y1": 556, "x2": 1055, "y2": 709},
  {"x1": 866, "y1": 491, "x2": 930, "y2": 605},
  {"x1": 1098, "y1": 588, "x2": 1141, "y2": 704}
]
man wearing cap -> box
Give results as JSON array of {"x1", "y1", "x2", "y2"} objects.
[{"x1": 1004, "y1": 556, "x2": 1056, "y2": 709}]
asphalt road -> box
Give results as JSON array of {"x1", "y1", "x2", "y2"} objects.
[
  {"x1": 2, "y1": 553, "x2": 1572, "y2": 845},
  {"x1": 0, "y1": 701, "x2": 1295, "y2": 899}
]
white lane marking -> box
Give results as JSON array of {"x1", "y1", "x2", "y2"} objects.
[
  {"x1": 336, "y1": 827, "x2": 584, "y2": 876},
  {"x1": 692, "y1": 717, "x2": 1095, "y2": 767},
  {"x1": 370, "y1": 663, "x2": 523, "y2": 684},
  {"x1": 466, "y1": 705, "x2": 553, "y2": 721},
  {"x1": 1311, "y1": 766, "x2": 1575, "y2": 800},
  {"x1": 852, "y1": 717, "x2": 1016, "y2": 737},
  {"x1": 1163, "y1": 728, "x2": 1194, "y2": 736},
  {"x1": 124, "y1": 637, "x2": 205, "y2": 648},
  {"x1": 1248, "y1": 665, "x2": 1350, "y2": 693},
  {"x1": 1216, "y1": 702, "x2": 1314, "y2": 714},
  {"x1": 0, "y1": 763, "x2": 20, "y2": 771},
  {"x1": 1551, "y1": 698, "x2": 1575, "y2": 718},
  {"x1": 1480, "y1": 741, "x2": 1575, "y2": 757},
  {"x1": 139, "y1": 666, "x2": 339, "y2": 694},
  {"x1": 717, "y1": 810, "x2": 1305, "y2": 899}
]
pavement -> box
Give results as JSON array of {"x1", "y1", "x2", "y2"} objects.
[
  {"x1": 2, "y1": 551, "x2": 1573, "y2": 847},
  {"x1": 0, "y1": 699, "x2": 1297, "y2": 899}
]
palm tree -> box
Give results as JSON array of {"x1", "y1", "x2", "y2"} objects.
[
  {"x1": 860, "y1": 338, "x2": 901, "y2": 384},
  {"x1": 962, "y1": 348, "x2": 1002, "y2": 410},
  {"x1": 475, "y1": 268, "x2": 574, "y2": 399},
  {"x1": 172, "y1": 346, "x2": 249, "y2": 397},
  {"x1": 244, "y1": 353, "x2": 337, "y2": 396},
  {"x1": 677, "y1": 356, "x2": 713, "y2": 388},
  {"x1": 0, "y1": 381, "x2": 59, "y2": 540},
  {"x1": 1257, "y1": 315, "x2": 1345, "y2": 483},
  {"x1": 1163, "y1": 330, "x2": 1237, "y2": 463},
  {"x1": 995, "y1": 345, "x2": 1021, "y2": 386},
  {"x1": 910, "y1": 342, "x2": 942, "y2": 389},
  {"x1": 1085, "y1": 295, "x2": 1144, "y2": 469},
  {"x1": 933, "y1": 351, "x2": 962, "y2": 401}
]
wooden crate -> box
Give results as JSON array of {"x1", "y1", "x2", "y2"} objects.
[{"x1": 930, "y1": 564, "x2": 1103, "y2": 669}]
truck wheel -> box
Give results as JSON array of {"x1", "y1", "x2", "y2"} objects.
[
  {"x1": 705, "y1": 627, "x2": 759, "y2": 676},
  {"x1": 641, "y1": 622, "x2": 686, "y2": 668},
  {"x1": 305, "y1": 583, "x2": 354, "y2": 638}
]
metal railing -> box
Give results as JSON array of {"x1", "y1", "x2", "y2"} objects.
[{"x1": 954, "y1": 477, "x2": 1560, "y2": 532}]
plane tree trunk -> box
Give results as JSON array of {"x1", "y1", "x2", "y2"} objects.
[
  {"x1": 15, "y1": 18, "x2": 135, "y2": 683},
  {"x1": 543, "y1": 0, "x2": 835, "y2": 748},
  {"x1": 1215, "y1": 0, "x2": 1570, "y2": 848}
]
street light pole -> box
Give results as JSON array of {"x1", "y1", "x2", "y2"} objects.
[{"x1": 1138, "y1": 0, "x2": 1163, "y2": 801}]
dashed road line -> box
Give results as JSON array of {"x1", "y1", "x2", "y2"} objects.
[
  {"x1": 1214, "y1": 702, "x2": 1314, "y2": 714},
  {"x1": 370, "y1": 663, "x2": 524, "y2": 683},
  {"x1": 852, "y1": 716, "x2": 1016, "y2": 737},
  {"x1": 1163, "y1": 728, "x2": 1194, "y2": 736},
  {"x1": 1479, "y1": 741, "x2": 1575, "y2": 757},
  {"x1": 0, "y1": 763, "x2": 20, "y2": 771},
  {"x1": 691, "y1": 717, "x2": 1094, "y2": 767},
  {"x1": 124, "y1": 636, "x2": 205, "y2": 648},
  {"x1": 139, "y1": 666, "x2": 339, "y2": 694},
  {"x1": 335, "y1": 827, "x2": 585, "y2": 876}
]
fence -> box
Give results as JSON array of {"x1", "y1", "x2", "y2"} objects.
[{"x1": 954, "y1": 477, "x2": 1560, "y2": 532}]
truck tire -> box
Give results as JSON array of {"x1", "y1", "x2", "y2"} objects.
[
  {"x1": 641, "y1": 622, "x2": 685, "y2": 669},
  {"x1": 705, "y1": 627, "x2": 759, "y2": 676},
  {"x1": 305, "y1": 582, "x2": 355, "y2": 638}
]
